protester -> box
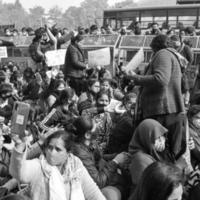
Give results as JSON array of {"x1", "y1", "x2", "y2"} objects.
[
  {"x1": 81, "y1": 90, "x2": 112, "y2": 152},
  {"x1": 64, "y1": 33, "x2": 88, "y2": 96},
  {"x1": 71, "y1": 116, "x2": 130, "y2": 200},
  {"x1": 78, "y1": 79, "x2": 100, "y2": 114},
  {"x1": 105, "y1": 93, "x2": 137, "y2": 154},
  {"x1": 126, "y1": 34, "x2": 186, "y2": 160},
  {"x1": 39, "y1": 88, "x2": 77, "y2": 131},
  {"x1": 10, "y1": 130, "x2": 106, "y2": 200},
  {"x1": 129, "y1": 162, "x2": 184, "y2": 200}
]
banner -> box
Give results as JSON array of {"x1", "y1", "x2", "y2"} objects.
[
  {"x1": 45, "y1": 49, "x2": 66, "y2": 67},
  {"x1": 88, "y1": 47, "x2": 110, "y2": 67},
  {"x1": 0, "y1": 46, "x2": 7, "y2": 59},
  {"x1": 125, "y1": 48, "x2": 144, "y2": 73}
]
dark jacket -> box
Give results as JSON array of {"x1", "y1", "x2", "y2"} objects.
[
  {"x1": 64, "y1": 43, "x2": 86, "y2": 78},
  {"x1": 0, "y1": 97, "x2": 14, "y2": 124},
  {"x1": 134, "y1": 48, "x2": 185, "y2": 118},
  {"x1": 39, "y1": 106, "x2": 74, "y2": 131},
  {"x1": 72, "y1": 143, "x2": 124, "y2": 189},
  {"x1": 23, "y1": 79, "x2": 41, "y2": 101},
  {"x1": 106, "y1": 111, "x2": 134, "y2": 154}
]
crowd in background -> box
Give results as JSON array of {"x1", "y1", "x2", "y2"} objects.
[{"x1": 0, "y1": 20, "x2": 200, "y2": 200}]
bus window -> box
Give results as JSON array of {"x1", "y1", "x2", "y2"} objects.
[
  {"x1": 178, "y1": 16, "x2": 196, "y2": 27},
  {"x1": 168, "y1": 16, "x2": 177, "y2": 27},
  {"x1": 140, "y1": 17, "x2": 153, "y2": 28},
  {"x1": 116, "y1": 20, "x2": 121, "y2": 30},
  {"x1": 110, "y1": 19, "x2": 117, "y2": 29},
  {"x1": 154, "y1": 17, "x2": 167, "y2": 27},
  {"x1": 121, "y1": 19, "x2": 136, "y2": 29}
]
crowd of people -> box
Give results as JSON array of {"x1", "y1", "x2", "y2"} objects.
[{"x1": 0, "y1": 20, "x2": 199, "y2": 200}]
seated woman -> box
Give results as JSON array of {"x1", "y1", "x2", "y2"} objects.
[
  {"x1": 39, "y1": 88, "x2": 77, "y2": 132},
  {"x1": 47, "y1": 79, "x2": 66, "y2": 109},
  {"x1": 71, "y1": 116, "x2": 130, "y2": 200},
  {"x1": 0, "y1": 128, "x2": 18, "y2": 197},
  {"x1": 128, "y1": 119, "x2": 173, "y2": 190},
  {"x1": 9, "y1": 130, "x2": 106, "y2": 200},
  {"x1": 78, "y1": 79, "x2": 100, "y2": 114},
  {"x1": 100, "y1": 79, "x2": 124, "y2": 101},
  {"x1": 129, "y1": 162, "x2": 184, "y2": 200},
  {"x1": 0, "y1": 83, "x2": 15, "y2": 124},
  {"x1": 105, "y1": 92, "x2": 137, "y2": 155},
  {"x1": 81, "y1": 90, "x2": 112, "y2": 152}
]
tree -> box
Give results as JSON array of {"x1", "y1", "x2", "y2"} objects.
[
  {"x1": 80, "y1": 0, "x2": 109, "y2": 27},
  {"x1": 0, "y1": 0, "x2": 28, "y2": 29},
  {"x1": 62, "y1": 6, "x2": 83, "y2": 29},
  {"x1": 113, "y1": 0, "x2": 137, "y2": 8},
  {"x1": 28, "y1": 6, "x2": 45, "y2": 29},
  {"x1": 48, "y1": 6, "x2": 63, "y2": 26}
]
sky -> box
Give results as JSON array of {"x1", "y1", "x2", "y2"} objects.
[{"x1": 2, "y1": 0, "x2": 139, "y2": 12}]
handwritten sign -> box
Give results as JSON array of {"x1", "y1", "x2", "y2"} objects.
[
  {"x1": 45, "y1": 49, "x2": 67, "y2": 67},
  {"x1": 88, "y1": 47, "x2": 110, "y2": 67},
  {"x1": 0, "y1": 46, "x2": 7, "y2": 59},
  {"x1": 106, "y1": 99, "x2": 121, "y2": 113},
  {"x1": 125, "y1": 48, "x2": 144, "y2": 73}
]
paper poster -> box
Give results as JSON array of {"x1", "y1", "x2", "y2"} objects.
[
  {"x1": 0, "y1": 46, "x2": 7, "y2": 59},
  {"x1": 88, "y1": 47, "x2": 110, "y2": 67},
  {"x1": 16, "y1": 114, "x2": 24, "y2": 125},
  {"x1": 106, "y1": 99, "x2": 121, "y2": 113},
  {"x1": 125, "y1": 48, "x2": 144, "y2": 73},
  {"x1": 45, "y1": 49, "x2": 67, "y2": 67}
]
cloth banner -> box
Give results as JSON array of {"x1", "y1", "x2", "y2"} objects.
[
  {"x1": 88, "y1": 47, "x2": 110, "y2": 67},
  {"x1": 125, "y1": 48, "x2": 144, "y2": 73},
  {"x1": 45, "y1": 49, "x2": 66, "y2": 67}
]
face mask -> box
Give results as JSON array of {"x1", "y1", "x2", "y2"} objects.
[
  {"x1": 46, "y1": 147, "x2": 68, "y2": 166},
  {"x1": 154, "y1": 136, "x2": 166, "y2": 152},
  {"x1": 45, "y1": 138, "x2": 68, "y2": 166},
  {"x1": 174, "y1": 41, "x2": 181, "y2": 47},
  {"x1": 193, "y1": 118, "x2": 200, "y2": 129}
]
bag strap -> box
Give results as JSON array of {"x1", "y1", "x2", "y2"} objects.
[{"x1": 166, "y1": 48, "x2": 182, "y2": 68}]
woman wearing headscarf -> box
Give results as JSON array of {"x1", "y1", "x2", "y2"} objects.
[{"x1": 128, "y1": 119, "x2": 170, "y2": 190}]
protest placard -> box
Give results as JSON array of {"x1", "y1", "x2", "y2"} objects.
[
  {"x1": 88, "y1": 47, "x2": 110, "y2": 67},
  {"x1": 0, "y1": 46, "x2": 7, "y2": 60},
  {"x1": 45, "y1": 49, "x2": 67, "y2": 67},
  {"x1": 125, "y1": 48, "x2": 144, "y2": 73},
  {"x1": 106, "y1": 99, "x2": 121, "y2": 113}
]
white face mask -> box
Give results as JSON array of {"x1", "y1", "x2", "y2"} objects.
[
  {"x1": 154, "y1": 135, "x2": 166, "y2": 152},
  {"x1": 192, "y1": 118, "x2": 200, "y2": 129}
]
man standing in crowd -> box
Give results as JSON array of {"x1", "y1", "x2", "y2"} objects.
[
  {"x1": 64, "y1": 33, "x2": 88, "y2": 96},
  {"x1": 127, "y1": 34, "x2": 186, "y2": 160}
]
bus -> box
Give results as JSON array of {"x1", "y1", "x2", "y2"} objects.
[{"x1": 103, "y1": 4, "x2": 200, "y2": 30}]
